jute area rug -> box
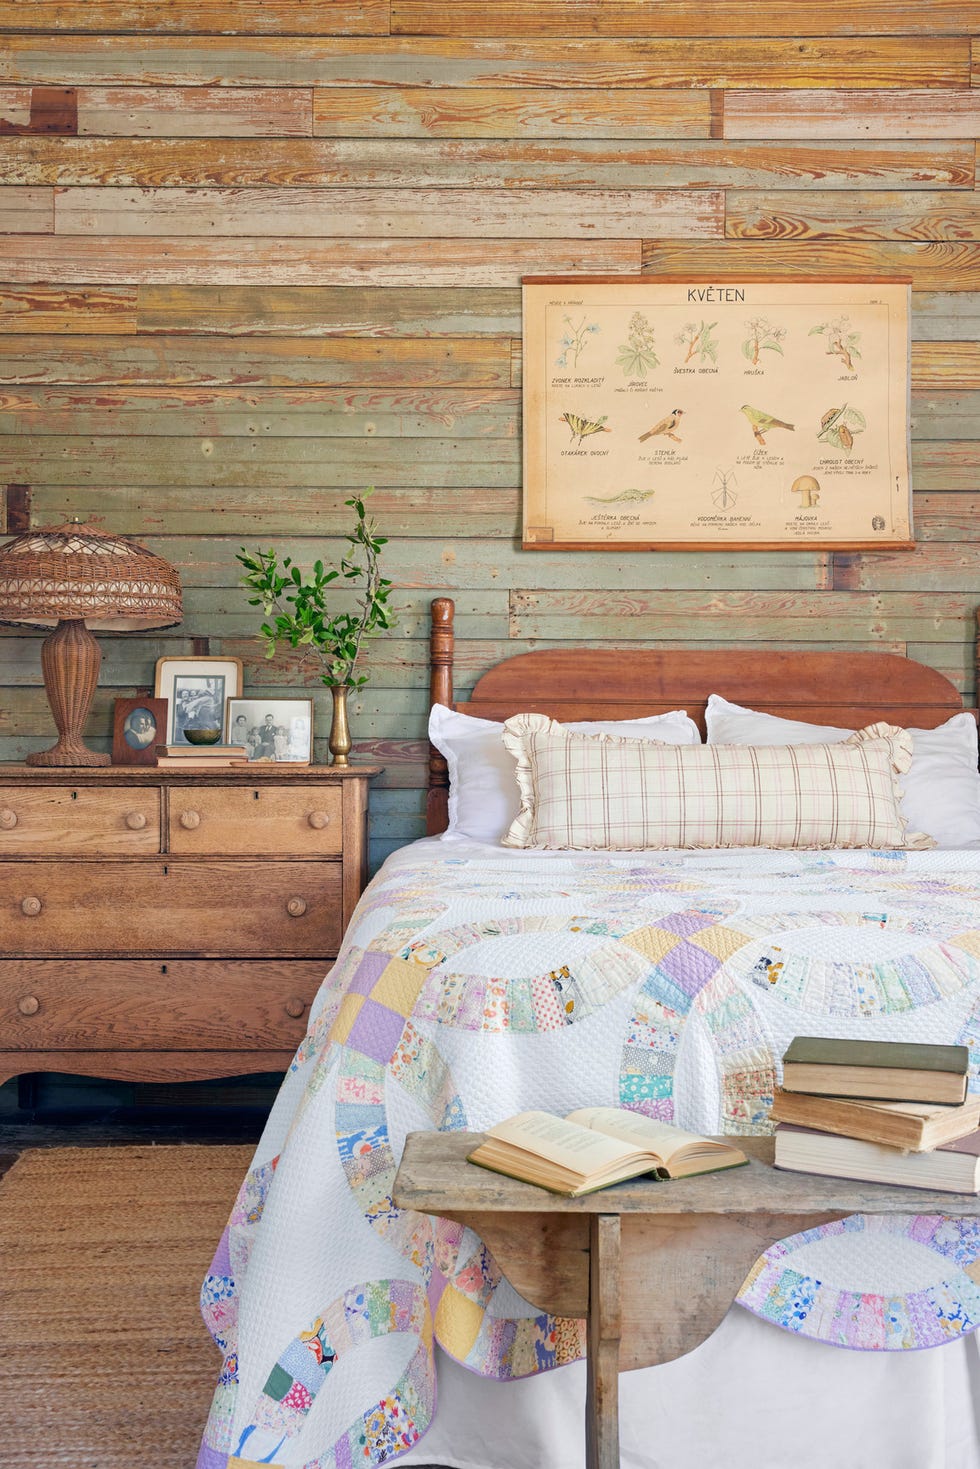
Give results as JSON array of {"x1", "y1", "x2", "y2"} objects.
[{"x1": 0, "y1": 1143, "x2": 253, "y2": 1469}]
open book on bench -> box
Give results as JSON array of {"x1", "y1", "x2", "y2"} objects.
[{"x1": 466, "y1": 1107, "x2": 748, "y2": 1197}]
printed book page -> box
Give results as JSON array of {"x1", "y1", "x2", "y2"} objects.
[{"x1": 486, "y1": 1110, "x2": 644, "y2": 1170}]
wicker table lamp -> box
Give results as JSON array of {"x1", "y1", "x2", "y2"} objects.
[{"x1": 0, "y1": 524, "x2": 182, "y2": 766}]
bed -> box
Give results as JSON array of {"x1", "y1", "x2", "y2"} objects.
[{"x1": 197, "y1": 598, "x2": 980, "y2": 1469}]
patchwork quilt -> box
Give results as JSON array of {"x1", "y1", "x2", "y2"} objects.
[{"x1": 197, "y1": 841, "x2": 980, "y2": 1468}]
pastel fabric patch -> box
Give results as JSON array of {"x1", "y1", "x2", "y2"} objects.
[{"x1": 501, "y1": 714, "x2": 932, "y2": 851}]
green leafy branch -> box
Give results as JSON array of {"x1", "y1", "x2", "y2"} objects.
[{"x1": 236, "y1": 492, "x2": 396, "y2": 690}]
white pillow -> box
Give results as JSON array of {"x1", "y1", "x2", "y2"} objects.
[
  {"x1": 705, "y1": 694, "x2": 980, "y2": 849},
  {"x1": 428, "y1": 703, "x2": 701, "y2": 843}
]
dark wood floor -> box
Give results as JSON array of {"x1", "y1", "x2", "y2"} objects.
[{"x1": 0, "y1": 1107, "x2": 269, "y2": 1181}]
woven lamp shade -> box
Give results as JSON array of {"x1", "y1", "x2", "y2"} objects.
[
  {"x1": 0, "y1": 523, "x2": 182, "y2": 767},
  {"x1": 0, "y1": 524, "x2": 182, "y2": 630}
]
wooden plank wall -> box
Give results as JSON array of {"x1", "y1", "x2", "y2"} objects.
[{"x1": 0, "y1": 1, "x2": 978, "y2": 873}]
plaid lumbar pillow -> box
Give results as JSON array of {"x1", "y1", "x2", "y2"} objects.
[{"x1": 500, "y1": 714, "x2": 933, "y2": 851}]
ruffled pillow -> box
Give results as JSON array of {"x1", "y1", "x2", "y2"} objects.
[{"x1": 501, "y1": 714, "x2": 933, "y2": 852}]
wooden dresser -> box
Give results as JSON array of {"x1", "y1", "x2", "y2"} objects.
[{"x1": 0, "y1": 763, "x2": 380, "y2": 1086}]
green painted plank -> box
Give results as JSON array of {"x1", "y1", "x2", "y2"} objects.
[
  {"x1": 0, "y1": 334, "x2": 514, "y2": 387},
  {"x1": 910, "y1": 391, "x2": 980, "y2": 439},
  {"x1": 0, "y1": 388, "x2": 519, "y2": 439},
  {"x1": 151, "y1": 537, "x2": 834, "y2": 593},
  {"x1": 913, "y1": 292, "x2": 980, "y2": 336},
  {"x1": 28, "y1": 484, "x2": 521, "y2": 539},
  {"x1": 834, "y1": 543, "x2": 980, "y2": 592},
  {"x1": 136, "y1": 285, "x2": 521, "y2": 336},
  {"x1": 0, "y1": 435, "x2": 521, "y2": 487}
]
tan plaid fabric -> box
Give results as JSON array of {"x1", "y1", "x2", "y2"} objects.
[{"x1": 501, "y1": 715, "x2": 933, "y2": 851}]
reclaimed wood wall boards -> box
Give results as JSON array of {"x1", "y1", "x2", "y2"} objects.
[{"x1": 0, "y1": 3, "x2": 977, "y2": 870}]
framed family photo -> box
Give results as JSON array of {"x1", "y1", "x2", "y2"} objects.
[
  {"x1": 226, "y1": 697, "x2": 314, "y2": 763},
  {"x1": 112, "y1": 696, "x2": 168, "y2": 766},
  {"x1": 154, "y1": 656, "x2": 243, "y2": 746}
]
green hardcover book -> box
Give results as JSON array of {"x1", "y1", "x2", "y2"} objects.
[{"x1": 781, "y1": 1036, "x2": 969, "y2": 1105}]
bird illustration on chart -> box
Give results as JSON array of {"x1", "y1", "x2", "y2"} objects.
[
  {"x1": 638, "y1": 408, "x2": 684, "y2": 443},
  {"x1": 740, "y1": 404, "x2": 795, "y2": 447}
]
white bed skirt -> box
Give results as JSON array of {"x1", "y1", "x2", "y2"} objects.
[{"x1": 402, "y1": 1310, "x2": 980, "y2": 1469}]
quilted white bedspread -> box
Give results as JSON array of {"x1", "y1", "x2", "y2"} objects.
[{"x1": 197, "y1": 839, "x2": 980, "y2": 1468}]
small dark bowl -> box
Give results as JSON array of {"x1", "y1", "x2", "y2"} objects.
[{"x1": 183, "y1": 727, "x2": 222, "y2": 745}]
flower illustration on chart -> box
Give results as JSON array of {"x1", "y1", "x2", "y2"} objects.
[
  {"x1": 555, "y1": 315, "x2": 600, "y2": 369},
  {"x1": 616, "y1": 311, "x2": 660, "y2": 377},
  {"x1": 742, "y1": 316, "x2": 786, "y2": 366},
  {"x1": 809, "y1": 315, "x2": 862, "y2": 372},
  {"x1": 675, "y1": 319, "x2": 718, "y2": 365}
]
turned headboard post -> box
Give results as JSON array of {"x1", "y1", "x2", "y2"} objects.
[{"x1": 426, "y1": 596, "x2": 455, "y2": 835}]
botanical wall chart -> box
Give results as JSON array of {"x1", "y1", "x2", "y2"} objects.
[{"x1": 522, "y1": 278, "x2": 912, "y2": 550}]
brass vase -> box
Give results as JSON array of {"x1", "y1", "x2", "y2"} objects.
[{"x1": 328, "y1": 685, "x2": 351, "y2": 767}]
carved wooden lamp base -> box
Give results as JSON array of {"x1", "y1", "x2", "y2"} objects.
[{"x1": 26, "y1": 619, "x2": 111, "y2": 767}]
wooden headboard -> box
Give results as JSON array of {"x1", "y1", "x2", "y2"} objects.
[{"x1": 426, "y1": 596, "x2": 973, "y2": 836}]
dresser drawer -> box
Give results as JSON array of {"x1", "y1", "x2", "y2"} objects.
[
  {"x1": 2, "y1": 860, "x2": 343, "y2": 957},
  {"x1": 0, "y1": 786, "x2": 160, "y2": 854},
  {"x1": 0, "y1": 959, "x2": 328, "y2": 1051},
  {"x1": 167, "y1": 784, "x2": 343, "y2": 856}
]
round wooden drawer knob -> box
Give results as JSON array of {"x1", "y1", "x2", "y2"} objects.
[
  {"x1": 284, "y1": 996, "x2": 306, "y2": 1019},
  {"x1": 307, "y1": 811, "x2": 331, "y2": 830},
  {"x1": 17, "y1": 995, "x2": 40, "y2": 1016},
  {"x1": 179, "y1": 810, "x2": 201, "y2": 830},
  {"x1": 0, "y1": 808, "x2": 17, "y2": 830},
  {"x1": 286, "y1": 896, "x2": 308, "y2": 917},
  {"x1": 125, "y1": 811, "x2": 147, "y2": 830},
  {"x1": 20, "y1": 897, "x2": 42, "y2": 917}
]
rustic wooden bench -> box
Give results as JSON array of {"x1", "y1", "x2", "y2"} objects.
[{"x1": 393, "y1": 1132, "x2": 980, "y2": 1469}]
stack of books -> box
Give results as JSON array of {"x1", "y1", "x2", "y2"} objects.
[
  {"x1": 772, "y1": 1036, "x2": 980, "y2": 1193},
  {"x1": 154, "y1": 743, "x2": 250, "y2": 769}
]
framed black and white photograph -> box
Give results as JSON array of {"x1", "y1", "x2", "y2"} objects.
[
  {"x1": 226, "y1": 697, "x2": 314, "y2": 763},
  {"x1": 154, "y1": 656, "x2": 243, "y2": 745},
  {"x1": 111, "y1": 696, "x2": 168, "y2": 766}
]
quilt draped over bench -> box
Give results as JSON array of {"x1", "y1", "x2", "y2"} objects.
[{"x1": 197, "y1": 841, "x2": 980, "y2": 1468}]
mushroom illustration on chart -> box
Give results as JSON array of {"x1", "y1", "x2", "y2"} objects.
[
  {"x1": 791, "y1": 474, "x2": 821, "y2": 509},
  {"x1": 740, "y1": 404, "x2": 795, "y2": 447},
  {"x1": 639, "y1": 408, "x2": 683, "y2": 443}
]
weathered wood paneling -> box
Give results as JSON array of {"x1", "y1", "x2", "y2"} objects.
[
  {"x1": 724, "y1": 88, "x2": 980, "y2": 139},
  {"x1": 390, "y1": 2, "x2": 979, "y2": 38},
  {"x1": 49, "y1": 185, "x2": 724, "y2": 238},
  {"x1": 0, "y1": 3, "x2": 390, "y2": 34},
  {"x1": 0, "y1": 2, "x2": 978, "y2": 890},
  {"x1": 1, "y1": 36, "x2": 969, "y2": 89},
  {"x1": 312, "y1": 87, "x2": 714, "y2": 139},
  {"x1": 0, "y1": 84, "x2": 314, "y2": 136},
  {"x1": 726, "y1": 190, "x2": 980, "y2": 240},
  {"x1": 0, "y1": 238, "x2": 643, "y2": 286},
  {"x1": 5, "y1": 138, "x2": 972, "y2": 190},
  {"x1": 642, "y1": 241, "x2": 980, "y2": 289},
  {"x1": 0, "y1": 335, "x2": 516, "y2": 385}
]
